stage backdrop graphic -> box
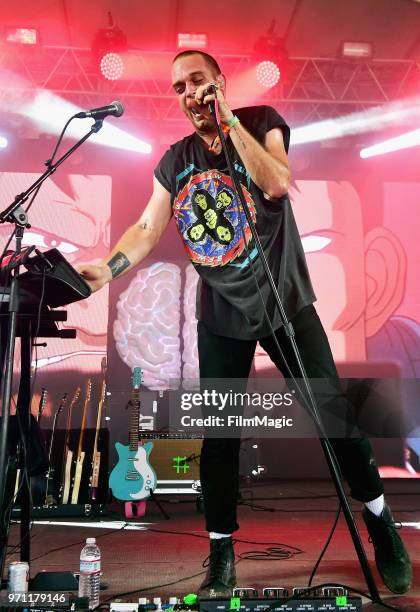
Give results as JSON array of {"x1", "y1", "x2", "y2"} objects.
[
  {"x1": 0, "y1": 171, "x2": 111, "y2": 425},
  {"x1": 1, "y1": 149, "x2": 418, "y2": 479},
  {"x1": 106, "y1": 146, "x2": 419, "y2": 478}
]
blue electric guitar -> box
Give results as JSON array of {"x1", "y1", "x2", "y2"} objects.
[{"x1": 109, "y1": 367, "x2": 157, "y2": 502}]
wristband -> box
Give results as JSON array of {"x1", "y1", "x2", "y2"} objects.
[
  {"x1": 225, "y1": 115, "x2": 240, "y2": 129},
  {"x1": 208, "y1": 116, "x2": 240, "y2": 152}
]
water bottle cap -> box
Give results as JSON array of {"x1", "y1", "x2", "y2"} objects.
[{"x1": 86, "y1": 537, "x2": 96, "y2": 544}]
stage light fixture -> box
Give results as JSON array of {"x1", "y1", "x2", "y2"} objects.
[
  {"x1": 0, "y1": 136, "x2": 8, "y2": 148},
  {"x1": 256, "y1": 60, "x2": 281, "y2": 88},
  {"x1": 178, "y1": 33, "x2": 207, "y2": 49},
  {"x1": 91, "y1": 12, "x2": 127, "y2": 81},
  {"x1": 341, "y1": 41, "x2": 373, "y2": 59},
  {"x1": 5, "y1": 27, "x2": 38, "y2": 45},
  {"x1": 100, "y1": 52, "x2": 124, "y2": 81},
  {"x1": 253, "y1": 20, "x2": 287, "y2": 89}
]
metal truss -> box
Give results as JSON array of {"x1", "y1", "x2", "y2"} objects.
[{"x1": 0, "y1": 45, "x2": 419, "y2": 124}]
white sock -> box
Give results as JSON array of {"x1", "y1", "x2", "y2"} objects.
[
  {"x1": 364, "y1": 494, "x2": 385, "y2": 517},
  {"x1": 209, "y1": 532, "x2": 232, "y2": 539}
]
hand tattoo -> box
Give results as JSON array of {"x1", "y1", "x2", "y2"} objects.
[{"x1": 107, "y1": 251, "x2": 130, "y2": 279}]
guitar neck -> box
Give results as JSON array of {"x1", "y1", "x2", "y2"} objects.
[
  {"x1": 48, "y1": 410, "x2": 60, "y2": 464},
  {"x1": 63, "y1": 388, "x2": 80, "y2": 451},
  {"x1": 93, "y1": 380, "x2": 106, "y2": 456},
  {"x1": 129, "y1": 389, "x2": 140, "y2": 451},
  {"x1": 76, "y1": 380, "x2": 91, "y2": 460},
  {"x1": 64, "y1": 406, "x2": 72, "y2": 450}
]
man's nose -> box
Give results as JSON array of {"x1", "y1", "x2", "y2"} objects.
[{"x1": 185, "y1": 82, "x2": 197, "y2": 97}]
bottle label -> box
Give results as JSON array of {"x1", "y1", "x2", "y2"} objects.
[{"x1": 80, "y1": 560, "x2": 101, "y2": 574}]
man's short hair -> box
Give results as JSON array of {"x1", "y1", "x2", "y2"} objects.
[{"x1": 172, "y1": 50, "x2": 221, "y2": 77}]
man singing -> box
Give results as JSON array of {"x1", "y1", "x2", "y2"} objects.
[{"x1": 78, "y1": 50, "x2": 411, "y2": 597}]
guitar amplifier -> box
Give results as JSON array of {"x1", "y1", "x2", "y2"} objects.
[{"x1": 143, "y1": 438, "x2": 202, "y2": 494}]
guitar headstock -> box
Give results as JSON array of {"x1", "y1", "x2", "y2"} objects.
[
  {"x1": 132, "y1": 367, "x2": 143, "y2": 391},
  {"x1": 69, "y1": 387, "x2": 81, "y2": 410},
  {"x1": 85, "y1": 378, "x2": 92, "y2": 403},
  {"x1": 57, "y1": 392, "x2": 68, "y2": 415},
  {"x1": 38, "y1": 387, "x2": 48, "y2": 418}
]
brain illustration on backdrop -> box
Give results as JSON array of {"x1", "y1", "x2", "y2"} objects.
[
  {"x1": 182, "y1": 265, "x2": 200, "y2": 387},
  {"x1": 113, "y1": 262, "x2": 182, "y2": 389}
]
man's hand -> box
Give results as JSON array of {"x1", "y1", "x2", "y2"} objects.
[
  {"x1": 77, "y1": 263, "x2": 112, "y2": 293},
  {"x1": 195, "y1": 81, "x2": 234, "y2": 125}
]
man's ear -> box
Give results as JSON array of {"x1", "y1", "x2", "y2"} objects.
[
  {"x1": 364, "y1": 227, "x2": 407, "y2": 337},
  {"x1": 216, "y1": 74, "x2": 226, "y2": 89}
]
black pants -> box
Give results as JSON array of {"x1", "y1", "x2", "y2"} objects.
[{"x1": 198, "y1": 305, "x2": 384, "y2": 534}]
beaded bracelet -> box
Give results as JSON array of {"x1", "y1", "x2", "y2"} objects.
[
  {"x1": 208, "y1": 116, "x2": 240, "y2": 152},
  {"x1": 208, "y1": 123, "x2": 230, "y2": 152}
]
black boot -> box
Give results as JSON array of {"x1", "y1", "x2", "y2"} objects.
[
  {"x1": 362, "y1": 503, "x2": 412, "y2": 594},
  {"x1": 198, "y1": 537, "x2": 236, "y2": 598}
]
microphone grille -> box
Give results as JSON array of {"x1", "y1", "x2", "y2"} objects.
[{"x1": 112, "y1": 101, "x2": 124, "y2": 117}]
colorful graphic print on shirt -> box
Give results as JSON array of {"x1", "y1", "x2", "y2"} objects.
[{"x1": 173, "y1": 169, "x2": 257, "y2": 267}]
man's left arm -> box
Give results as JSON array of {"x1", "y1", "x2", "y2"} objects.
[
  {"x1": 229, "y1": 122, "x2": 290, "y2": 199},
  {"x1": 197, "y1": 84, "x2": 290, "y2": 199}
]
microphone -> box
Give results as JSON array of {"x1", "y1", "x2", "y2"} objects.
[
  {"x1": 205, "y1": 84, "x2": 218, "y2": 115},
  {"x1": 75, "y1": 101, "x2": 124, "y2": 120}
]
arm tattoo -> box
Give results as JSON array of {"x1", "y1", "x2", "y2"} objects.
[
  {"x1": 107, "y1": 251, "x2": 131, "y2": 279},
  {"x1": 233, "y1": 124, "x2": 247, "y2": 150},
  {"x1": 138, "y1": 219, "x2": 156, "y2": 232}
]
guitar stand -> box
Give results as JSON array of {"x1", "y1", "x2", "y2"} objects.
[
  {"x1": 124, "y1": 490, "x2": 170, "y2": 521},
  {"x1": 148, "y1": 489, "x2": 170, "y2": 520}
]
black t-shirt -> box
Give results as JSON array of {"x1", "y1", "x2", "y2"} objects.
[{"x1": 154, "y1": 105, "x2": 316, "y2": 340}]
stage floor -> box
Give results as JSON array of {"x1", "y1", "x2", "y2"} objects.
[{"x1": 6, "y1": 479, "x2": 420, "y2": 611}]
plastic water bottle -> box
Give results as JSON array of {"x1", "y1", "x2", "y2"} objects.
[{"x1": 78, "y1": 537, "x2": 101, "y2": 609}]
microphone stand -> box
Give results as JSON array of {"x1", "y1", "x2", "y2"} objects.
[
  {"x1": 208, "y1": 98, "x2": 382, "y2": 604},
  {"x1": 0, "y1": 120, "x2": 103, "y2": 572}
]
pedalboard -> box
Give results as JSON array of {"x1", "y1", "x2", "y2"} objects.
[
  {"x1": 198, "y1": 596, "x2": 362, "y2": 612},
  {"x1": 0, "y1": 589, "x2": 362, "y2": 611}
]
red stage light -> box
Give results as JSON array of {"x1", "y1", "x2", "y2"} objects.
[
  {"x1": 5, "y1": 27, "x2": 38, "y2": 45},
  {"x1": 100, "y1": 52, "x2": 124, "y2": 81},
  {"x1": 256, "y1": 60, "x2": 280, "y2": 88}
]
